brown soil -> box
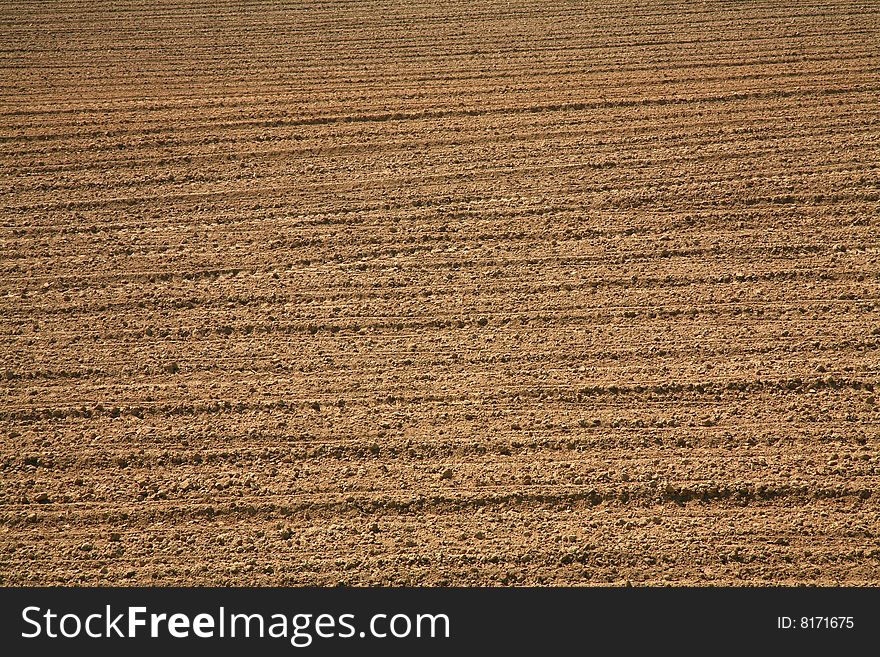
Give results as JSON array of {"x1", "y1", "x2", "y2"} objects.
[{"x1": 1, "y1": 0, "x2": 879, "y2": 586}]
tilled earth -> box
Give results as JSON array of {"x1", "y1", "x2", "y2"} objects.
[{"x1": 1, "y1": 0, "x2": 879, "y2": 585}]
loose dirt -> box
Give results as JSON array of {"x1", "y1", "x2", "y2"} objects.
[{"x1": 1, "y1": 0, "x2": 879, "y2": 585}]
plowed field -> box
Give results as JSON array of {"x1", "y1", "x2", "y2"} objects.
[{"x1": 1, "y1": 0, "x2": 879, "y2": 585}]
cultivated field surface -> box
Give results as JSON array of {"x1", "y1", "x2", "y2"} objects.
[{"x1": 1, "y1": 0, "x2": 879, "y2": 585}]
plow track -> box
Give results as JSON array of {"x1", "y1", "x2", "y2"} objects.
[{"x1": 1, "y1": 0, "x2": 879, "y2": 585}]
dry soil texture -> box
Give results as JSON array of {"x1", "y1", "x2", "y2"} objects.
[{"x1": 1, "y1": 0, "x2": 879, "y2": 586}]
